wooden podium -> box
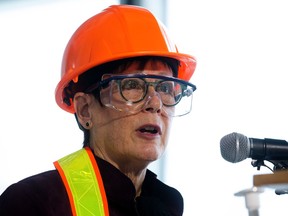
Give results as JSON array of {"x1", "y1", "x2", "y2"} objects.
[
  {"x1": 235, "y1": 171, "x2": 288, "y2": 216},
  {"x1": 253, "y1": 171, "x2": 288, "y2": 193}
]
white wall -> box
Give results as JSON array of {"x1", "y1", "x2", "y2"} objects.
[
  {"x1": 165, "y1": 1, "x2": 288, "y2": 215},
  {"x1": 1, "y1": 1, "x2": 288, "y2": 216}
]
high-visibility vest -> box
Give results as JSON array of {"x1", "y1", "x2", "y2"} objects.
[{"x1": 54, "y1": 147, "x2": 109, "y2": 216}]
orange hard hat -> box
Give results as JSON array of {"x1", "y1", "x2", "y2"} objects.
[{"x1": 55, "y1": 4, "x2": 197, "y2": 113}]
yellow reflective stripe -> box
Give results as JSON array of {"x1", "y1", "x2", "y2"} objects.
[{"x1": 55, "y1": 148, "x2": 108, "y2": 216}]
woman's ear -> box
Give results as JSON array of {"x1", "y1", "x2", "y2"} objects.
[{"x1": 74, "y1": 92, "x2": 93, "y2": 129}]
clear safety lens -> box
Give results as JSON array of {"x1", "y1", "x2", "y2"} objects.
[{"x1": 97, "y1": 74, "x2": 196, "y2": 117}]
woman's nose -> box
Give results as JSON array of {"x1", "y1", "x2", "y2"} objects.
[{"x1": 142, "y1": 90, "x2": 163, "y2": 114}]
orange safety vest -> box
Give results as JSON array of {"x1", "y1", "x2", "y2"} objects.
[{"x1": 54, "y1": 147, "x2": 109, "y2": 216}]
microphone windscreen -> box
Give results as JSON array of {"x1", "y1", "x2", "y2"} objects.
[{"x1": 220, "y1": 132, "x2": 249, "y2": 163}]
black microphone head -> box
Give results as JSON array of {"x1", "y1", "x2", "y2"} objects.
[{"x1": 220, "y1": 132, "x2": 250, "y2": 163}]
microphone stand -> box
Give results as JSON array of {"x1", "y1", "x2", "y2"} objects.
[
  {"x1": 234, "y1": 187, "x2": 263, "y2": 216},
  {"x1": 233, "y1": 160, "x2": 288, "y2": 215},
  {"x1": 252, "y1": 159, "x2": 288, "y2": 195}
]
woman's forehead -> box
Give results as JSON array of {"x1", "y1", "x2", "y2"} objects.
[{"x1": 120, "y1": 60, "x2": 173, "y2": 76}]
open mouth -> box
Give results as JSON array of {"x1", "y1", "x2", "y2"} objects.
[{"x1": 138, "y1": 125, "x2": 161, "y2": 135}]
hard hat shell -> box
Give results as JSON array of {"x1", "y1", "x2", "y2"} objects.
[{"x1": 55, "y1": 4, "x2": 196, "y2": 113}]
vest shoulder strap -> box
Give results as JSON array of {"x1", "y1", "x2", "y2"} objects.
[{"x1": 54, "y1": 147, "x2": 109, "y2": 216}]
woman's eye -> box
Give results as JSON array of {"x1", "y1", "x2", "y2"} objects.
[
  {"x1": 158, "y1": 82, "x2": 173, "y2": 94},
  {"x1": 122, "y1": 79, "x2": 142, "y2": 90}
]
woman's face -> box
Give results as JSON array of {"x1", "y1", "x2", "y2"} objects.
[{"x1": 89, "y1": 60, "x2": 174, "y2": 170}]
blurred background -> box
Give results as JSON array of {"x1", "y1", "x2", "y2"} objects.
[{"x1": 1, "y1": 0, "x2": 288, "y2": 215}]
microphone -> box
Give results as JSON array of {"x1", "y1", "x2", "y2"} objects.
[{"x1": 220, "y1": 132, "x2": 288, "y2": 163}]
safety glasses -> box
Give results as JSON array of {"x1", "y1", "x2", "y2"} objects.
[{"x1": 86, "y1": 74, "x2": 196, "y2": 117}]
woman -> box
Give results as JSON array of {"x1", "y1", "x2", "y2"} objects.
[{"x1": 0, "y1": 4, "x2": 197, "y2": 216}]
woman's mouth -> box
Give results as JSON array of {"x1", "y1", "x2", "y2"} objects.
[{"x1": 137, "y1": 125, "x2": 162, "y2": 135}]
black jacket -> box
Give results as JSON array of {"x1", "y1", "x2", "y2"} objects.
[{"x1": 0, "y1": 153, "x2": 183, "y2": 216}]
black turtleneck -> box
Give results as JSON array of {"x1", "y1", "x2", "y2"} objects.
[{"x1": 0, "y1": 151, "x2": 183, "y2": 216}]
